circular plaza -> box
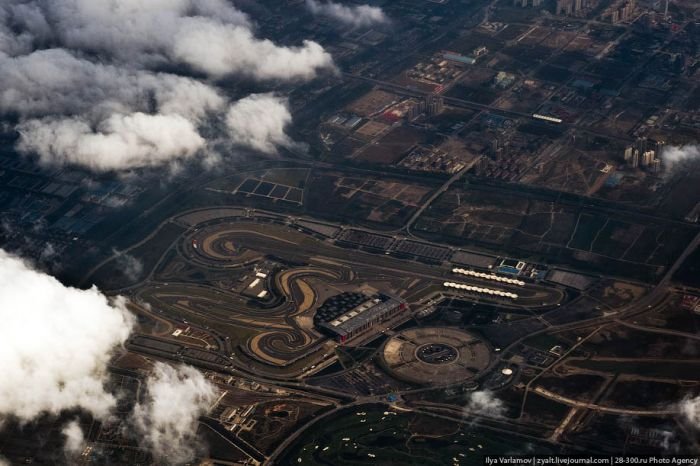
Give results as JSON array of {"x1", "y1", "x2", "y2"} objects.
[{"x1": 380, "y1": 327, "x2": 492, "y2": 385}]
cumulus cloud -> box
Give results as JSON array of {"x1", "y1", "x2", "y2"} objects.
[
  {"x1": 306, "y1": 0, "x2": 388, "y2": 27},
  {"x1": 465, "y1": 390, "x2": 505, "y2": 418},
  {"x1": 0, "y1": 1, "x2": 335, "y2": 171},
  {"x1": 661, "y1": 145, "x2": 700, "y2": 172},
  {"x1": 0, "y1": 249, "x2": 134, "y2": 421},
  {"x1": 0, "y1": 6, "x2": 34, "y2": 56},
  {"x1": 680, "y1": 396, "x2": 700, "y2": 427},
  {"x1": 18, "y1": 113, "x2": 206, "y2": 171},
  {"x1": 226, "y1": 94, "x2": 295, "y2": 154},
  {"x1": 0, "y1": 48, "x2": 225, "y2": 119},
  {"x1": 39, "y1": 242, "x2": 57, "y2": 262},
  {"x1": 131, "y1": 362, "x2": 217, "y2": 465},
  {"x1": 0, "y1": 1, "x2": 334, "y2": 80},
  {"x1": 0, "y1": 248, "x2": 220, "y2": 463},
  {"x1": 172, "y1": 20, "x2": 333, "y2": 80},
  {"x1": 0, "y1": 48, "x2": 222, "y2": 170},
  {"x1": 62, "y1": 420, "x2": 86, "y2": 455},
  {"x1": 113, "y1": 249, "x2": 144, "y2": 282},
  {"x1": 16, "y1": 0, "x2": 334, "y2": 80}
]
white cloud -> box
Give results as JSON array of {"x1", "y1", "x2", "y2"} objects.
[
  {"x1": 1, "y1": 48, "x2": 219, "y2": 171},
  {"x1": 0, "y1": 1, "x2": 335, "y2": 171},
  {"x1": 3, "y1": 1, "x2": 334, "y2": 81},
  {"x1": 18, "y1": 112, "x2": 206, "y2": 172},
  {"x1": 131, "y1": 362, "x2": 217, "y2": 465},
  {"x1": 680, "y1": 396, "x2": 700, "y2": 427},
  {"x1": 0, "y1": 249, "x2": 221, "y2": 463},
  {"x1": 39, "y1": 242, "x2": 57, "y2": 261},
  {"x1": 113, "y1": 250, "x2": 144, "y2": 282},
  {"x1": 0, "y1": 49, "x2": 225, "y2": 119},
  {"x1": 0, "y1": 6, "x2": 34, "y2": 56},
  {"x1": 62, "y1": 419, "x2": 86, "y2": 455},
  {"x1": 661, "y1": 145, "x2": 700, "y2": 172},
  {"x1": 465, "y1": 390, "x2": 505, "y2": 417},
  {"x1": 171, "y1": 18, "x2": 334, "y2": 80},
  {"x1": 306, "y1": 0, "x2": 388, "y2": 27},
  {"x1": 0, "y1": 249, "x2": 134, "y2": 421},
  {"x1": 226, "y1": 94, "x2": 295, "y2": 154}
]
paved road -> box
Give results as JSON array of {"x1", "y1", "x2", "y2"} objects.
[
  {"x1": 512, "y1": 230, "x2": 700, "y2": 416},
  {"x1": 533, "y1": 386, "x2": 678, "y2": 416},
  {"x1": 404, "y1": 166, "x2": 469, "y2": 233}
]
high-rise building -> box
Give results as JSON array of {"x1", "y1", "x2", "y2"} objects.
[
  {"x1": 407, "y1": 99, "x2": 426, "y2": 120},
  {"x1": 425, "y1": 93, "x2": 444, "y2": 116},
  {"x1": 624, "y1": 146, "x2": 643, "y2": 168},
  {"x1": 631, "y1": 149, "x2": 640, "y2": 168},
  {"x1": 556, "y1": 0, "x2": 573, "y2": 14},
  {"x1": 656, "y1": 140, "x2": 666, "y2": 158},
  {"x1": 556, "y1": 0, "x2": 589, "y2": 15},
  {"x1": 642, "y1": 150, "x2": 655, "y2": 167},
  {"x1": 635, "y1": 136, "x2": 648, "y2": 154},
  {"x1": 621, "y1": 0, "x2": 635, "y2": 21},
  {"x1": 477, "y1": 155, "x2": 489, "y2": 175},
  {"x1": 651, "y1": 158, "x2": 662, "y2": 173},
  {"x1": 608, "y1": 0, "x2": 636, "y2": 23}
]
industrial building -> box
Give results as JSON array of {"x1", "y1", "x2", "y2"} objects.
[
  {"x1": 314, "y1": 292, "x2": 408, "y2": 343},
  {"x1": 442, "y1": 51, "x2": 476, "y2": 66}
]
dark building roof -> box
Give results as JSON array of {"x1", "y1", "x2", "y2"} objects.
[{"x1": 316, "y1": 294, "x2": 405, "y2": 338}]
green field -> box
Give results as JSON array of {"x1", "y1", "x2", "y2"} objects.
[{"x1": 279, "y1": 406, "x2": 563, "y2": 465}]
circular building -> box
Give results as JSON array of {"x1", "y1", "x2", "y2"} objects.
[{"x1": 380, "y1": 327, "x2": 492, "y2": 385}]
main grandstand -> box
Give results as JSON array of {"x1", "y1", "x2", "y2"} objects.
[{"x1": 314, "y1": 292, "x2": 408, "y2": 343}]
